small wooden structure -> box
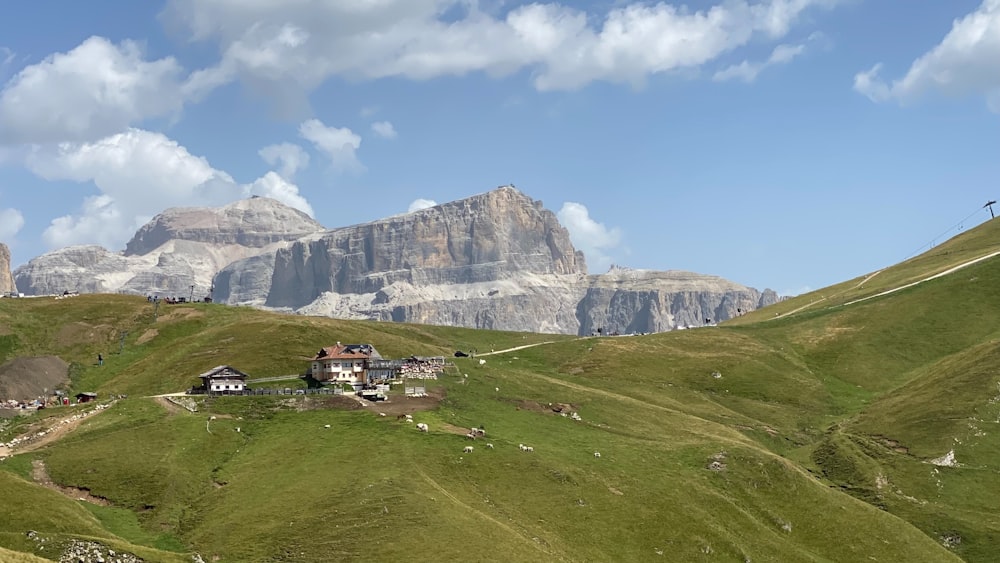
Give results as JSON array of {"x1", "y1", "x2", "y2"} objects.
[
  {"x1": 198, "y1": 365, "x2": 250, "y2": 394},
  {"x1": 75, "y1": 392, "x2": 97, "y2": 403}
]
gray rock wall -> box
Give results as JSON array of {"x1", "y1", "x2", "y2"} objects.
[
  {"x1": 265, "y1": 187, "x2": 585, "y2": 309},
  {"x1": 0, "y1": 243, "x2": 13, "y2": 294}
]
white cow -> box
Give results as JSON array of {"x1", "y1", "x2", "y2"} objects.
[
  {"x1": 487, "y1": 443, "x2": 494, "y2": 449},
  {"x1": 594, "y1": 452, "x2": 601, "y2": 458},
  {"x1": 463, "y1": 446, "x2": 474, "y2": 453}
]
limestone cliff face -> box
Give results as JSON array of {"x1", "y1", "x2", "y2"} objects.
[
  {"x1": 15, "y1": 187, "x2": 782, "y2": 334},
  {"x1": 125, "y1": 196, "x2": 324, "y2": 255},
  {"x1": 14, "y1": 198, "x2": 325, "y2": 297},
  {"x1": 0, "y1": 243, "x2": 14, "y2": 294},
  {"x1": 575, "y1": 268, "x2": 781, "y2": 334},
  {"x1": 264, "y1": 187, "x2": 585, "y2": 309}
]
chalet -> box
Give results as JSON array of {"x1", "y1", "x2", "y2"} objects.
[
  {"x1": 198, "y1": 365, "x2": 250, "y2": 394},
  {"x1": 310, "y1": 342, "x2": 383, "y2": 388}
]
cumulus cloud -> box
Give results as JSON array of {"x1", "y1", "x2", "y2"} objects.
[
  {"x1": 854, "y1": 0, "x2": 1000, "y2": 112},
  {"x1": 258, "y1": 142, "x2": 310, "y2": 179},
  {"x1": 557, "y1": 202, "x2": 624, "y2": 273},
  {"x1": 714, "y1": 32, "x2": 821, "y2": 82},
  {"x1": 161, "y1": 0, "x2": 838, "y2": 99},
  {"x1": 23, "y1": 128, "x2": 313, "y2": 250},
  {"x1": 299, "y1": 118, "x2": 363, "y2": 172},
  {"x1": 0, "y1": 37, "x2": 187, "y2": 144},
  {"x1": 0, "y1": 206, "x2": 24, "y2": 241},
  {"x1": 371, "y1": 121, "x2": 398, "y2": 139},
  {"x1": 408, "y1": 198, "x2": 438, "y2": 212}
]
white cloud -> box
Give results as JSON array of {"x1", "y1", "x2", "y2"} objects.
[
  {"x1": 408, "y1": 198, "x2": 438, "y2": 212},
  {"x1": 23, "y1": 128, "x2": 314, "y2": 250},
  {"x1": 162, "y1": 0, "x2": 837, "y2": 97},
  {"x1": 0, "y1": 206, "x2": 24, "y2": 241},
  {"x1": 557, "y1": 201, "x2": 624, "y2": 273},
  {"x1": 258, "y1": 142, "x2": 310, "y2": 179},
  {"x1": 714, "y1": 32, "x2": 820, "y2": 82},
  {"x1": 371, "y1": 121, "x2": 398, "y2": 139},
  {"x1": 0, "y1": 37, "x2": 187, "y2": 144},
  {"x1": 854, "y1": 0, "x2": 1000, "y2": 112},
  {"x1": 299, "y1": 118, "x2": 363, "y2": 172}
]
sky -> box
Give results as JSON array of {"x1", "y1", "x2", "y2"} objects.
[{"x1": 0, "y1": 0, "x2": 998, "y2": 296}]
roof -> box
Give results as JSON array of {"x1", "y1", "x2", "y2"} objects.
[
  {"x1": 75, "y1": 392, "x2": 97, "y2": 397},
  {"x1": 198, "y1": 365, "x2": 250, "y2": 380},
  {"x1": 311, "y1": 343, "x2": 382, "y2": 361}
]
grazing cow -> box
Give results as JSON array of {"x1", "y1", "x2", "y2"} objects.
[
  {"x1": 416, "y1": 423, "x2": 429, "y2": 432},
  {"x1": 594, "y1": 452, "x2": 601, "y2": 458},
  {"x1": 466, "y1": 432, "x2": 477, "y2": 440},
  {"x1": 463, "y1": 446, "x2": 474, "y2": 453},
  {"x1": 487, "y1": 443, "x2": 494, "y2": 449}
]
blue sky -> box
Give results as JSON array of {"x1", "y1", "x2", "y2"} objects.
[{"x1": 0, "y1": 0, "x2": 998, "y2": 296}]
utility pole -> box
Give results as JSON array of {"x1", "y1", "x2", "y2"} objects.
[
  {"x1": 986, "y1": 200, "x2": 997, "y2": 219},
  {"x1": 189, "y1": 284, "x2": 195, "y2": 303}
]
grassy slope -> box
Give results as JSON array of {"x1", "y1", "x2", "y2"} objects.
[{"x1": 4, "y1": 216, "x2": 1000, "y2": 560}]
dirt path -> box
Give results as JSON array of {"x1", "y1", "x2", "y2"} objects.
[
  {"x1": 477, "y1": 338, "x2": 590, "y2": 357},
  {"x1": 31, "y1": 459, "x2": 110, "y2": 506},
  {"x1": 416, "y1": 469, "x2": 564, "y2": 561},
  {"x1": 841, "y1": 250, "x2": 1000, "y2": 307},
  {"x1": 0, "y1": 403, "x2": 114, "y2": 460},
  {"x1": 155, "y1": 396, "x2": 188, "y2": 415},
  {"x1": 771, "y1": 250, "x2": 1000, "y2": 320}
]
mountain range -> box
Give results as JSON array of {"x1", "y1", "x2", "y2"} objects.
[{"x1": 10, "y1": 187, "x2": 780, "y2": 334}]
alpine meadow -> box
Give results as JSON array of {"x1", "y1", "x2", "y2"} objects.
[{"x1": 2, "y1": 211, "x2": 1000, "y2": 561}]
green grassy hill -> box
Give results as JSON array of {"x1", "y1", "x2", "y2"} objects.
[{"x1": 3, "y1": 218, "x2": 1000, "y2": 561}]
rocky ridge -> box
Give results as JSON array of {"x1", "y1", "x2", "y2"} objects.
[{"x1": 15, "y1": 187, "x2": 781, "y2": 334}]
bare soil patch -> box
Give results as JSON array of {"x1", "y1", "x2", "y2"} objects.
[
  {"x1": 0, "y1": 356, "x2": 70, "y2": 401},
  {"x1": 508, "y1": 399, "x2": 578, "y2": 415},
  {"x1": 136, "y1": 328, "x2": 159, "y2": 344},
  {"x1": 155, "y1": 396, "x2": 187, "y2": 415},
  {"x1": 157, "y1": 308, "x2": 205, "y2": 322},
  {"x1": 31, "y1": 459, "x2": 110, "y2": 506},
  {"x1": 370, "y1": 388, "x2": 445, "y2": 417}
]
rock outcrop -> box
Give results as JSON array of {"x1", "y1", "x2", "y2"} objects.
[
  {"x1": 0, "y1": 243, "x2": 13, "y2": 294},
  {"x1": 262, "y1": 187, "x2": 585, "y2": 309},
  {"x1": 15, "y1": 187, "x2": 781, "y2": 334},
  {"x1": 15, "y1": 197, "x2": 326, "y2": 298}
]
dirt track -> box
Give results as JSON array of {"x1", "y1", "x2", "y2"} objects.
[{"x1": 31, "y1": 459, "x2": 109, "y2": 506}]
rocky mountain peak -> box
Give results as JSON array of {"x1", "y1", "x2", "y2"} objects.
[{"x1": 124, "y1": 196, "x2": 325, "y2": 256}]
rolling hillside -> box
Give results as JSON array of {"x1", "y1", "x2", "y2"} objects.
[{"x1": 2, "y1": 217, "x2": 1000, "y2": 561}]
